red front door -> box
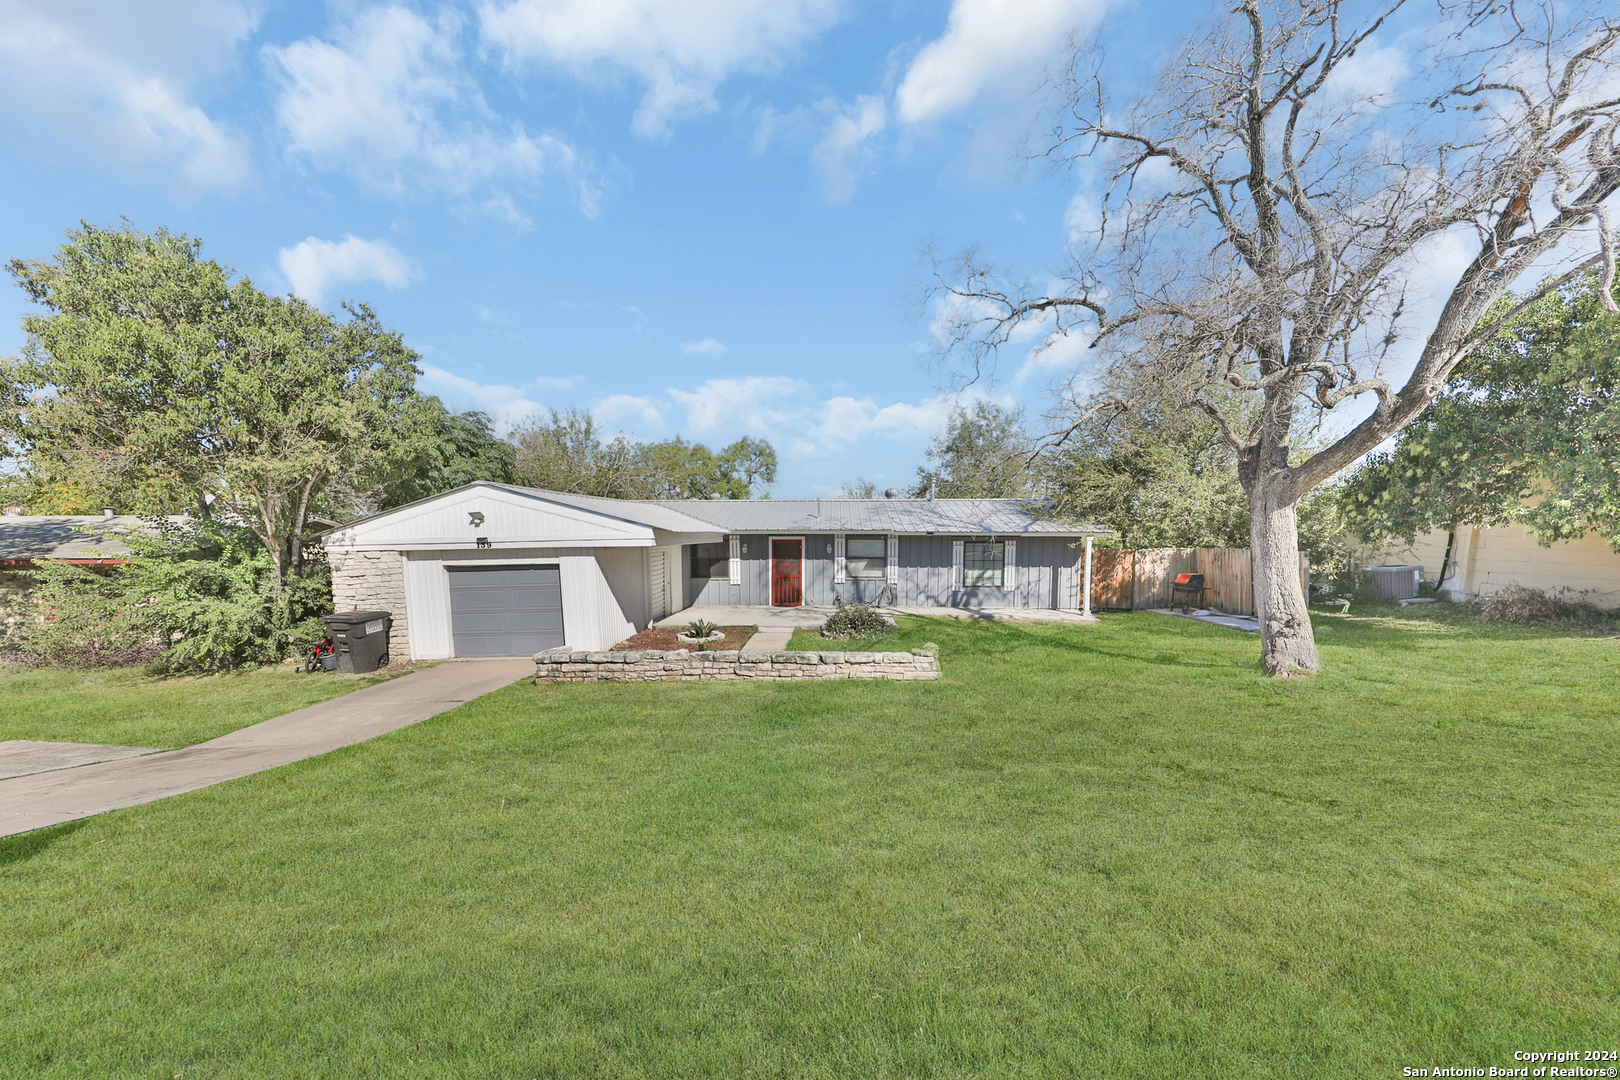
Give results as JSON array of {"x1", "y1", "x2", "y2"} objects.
[{"x1": 771, "y1": 540, "x2": 803, "y2": 606}]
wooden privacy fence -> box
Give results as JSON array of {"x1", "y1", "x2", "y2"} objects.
[{"x1": 1088, "y1": 547, "x2": 1310, "y2": 616}]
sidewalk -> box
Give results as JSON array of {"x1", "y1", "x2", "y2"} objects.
[{"x1": 0, "y1": 659, "x2": 533, "y2": 838}]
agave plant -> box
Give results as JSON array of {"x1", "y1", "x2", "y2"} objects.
[{"x1": 685, "y1": 619, "x2": 719, "y2": 639}]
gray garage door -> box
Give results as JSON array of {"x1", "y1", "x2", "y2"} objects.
[{"x1": 448, "y1": 565, "x2": 565, "y2": 656}]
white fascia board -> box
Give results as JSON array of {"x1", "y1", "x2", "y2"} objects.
[
  {"x1": 325, "y1": 483, "x2": 659, "y2": 549},
  {"x1": 329, "y1": 536, "x2": 656, "y2": 552},
  {"x1": 901, "y1": 529, "x2": 1113, "y2": 538},
  {"x1": 652, "y1": 529, "x2": 724, "y2": 545}
]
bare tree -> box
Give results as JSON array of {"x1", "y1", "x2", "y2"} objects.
[{"x1": 932, "y1": 0, "x2": 1620, "y2": 674}]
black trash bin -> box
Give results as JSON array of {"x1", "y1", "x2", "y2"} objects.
[{"x1": 321, "y1": 610, "x2": 393, "y2": 673}]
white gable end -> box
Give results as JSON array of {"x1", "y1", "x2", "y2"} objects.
[{"x1": 324, "y1": 484, "x2": 658, "y2": 552}]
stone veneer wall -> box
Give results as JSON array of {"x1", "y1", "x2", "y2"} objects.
[
  {"x1": 328, "y1": 549, "x2": 410, "y2": 662},
  {"x1": 534, "y1": 648, "x2": 939, "y2": 682}
]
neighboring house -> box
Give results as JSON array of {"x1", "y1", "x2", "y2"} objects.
[
  {"x1": 0, "y1": 513, "x2": 182, "y2": 645},
  {"x1": 320, "y1": 482, "x2": 1110, "y2": 660},
  {"x1": 1376, "y1": 523, "x2": 1620, "y2": 608}
]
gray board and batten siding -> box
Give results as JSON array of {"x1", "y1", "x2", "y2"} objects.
[
  {"x1": 683, "y1": 533, "x2": 1091, "y2": 610},
  {"x1": 645, "y1": 498, "x2": 1100, "y2": 536}
]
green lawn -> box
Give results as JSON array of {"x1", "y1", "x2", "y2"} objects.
[
  {"x1": 2, "y1": 609, "x2": 1617, "y2": 1077},
  {"x1": 0, "y1": 664, "x2": 408, "y2": 749}
]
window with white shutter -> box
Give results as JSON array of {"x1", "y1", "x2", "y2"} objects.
[
  {"x1": 833, "y1": 533, "x2": 847, "y2": 584},
  {"x1": 952, "y1": 540, "x2": 964, "y2": 588},
  {"x1": 728, "y1": 535, "x2": 741, "y2": 586},
  {"x1": 962, "y1": 541, "x2": 1005, "y2": 587},
  {"x1": 885, "y1": 534, "x2": 899, "y2": 584},
  {"x1": 845, "y1": 536, "x2": 886, "y2": 578}
]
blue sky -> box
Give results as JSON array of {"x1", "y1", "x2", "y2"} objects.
[{"x1": 0, "y1": 0, "x2": 1205, "y2": 496}]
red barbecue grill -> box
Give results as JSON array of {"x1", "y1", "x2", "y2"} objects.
[{"x1": 1170, "y1": 573, "x2": 1207, "y2": 613}]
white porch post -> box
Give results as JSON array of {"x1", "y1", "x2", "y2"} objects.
[{"x1": 1082, "y1": 536, "x2": 1093, "y2": 617}]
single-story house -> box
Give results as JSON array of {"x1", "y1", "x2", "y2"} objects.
[
  {"x1": 320, "y1": 482, "x2": 1111, "y2": 660},
  {"x1": 0, "y1": 512, "x2": 187, "y2": 645},
  {"x1": 1374, "y1": 522, "x2": 1620, "y2": 608}
]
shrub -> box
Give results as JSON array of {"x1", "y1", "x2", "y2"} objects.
[
  {"x1": 23, "y1": 559, "x2": 156, "y2": 667},
  {"x1": 1477, "y1": 583, "x2": 1605, "y2": 625},
  {"x1": 820, "y1": 598, "x2": 894, "y2": 641},
  {"x1": 25, "y1": 518, "x2": 334, "y2": 673}
]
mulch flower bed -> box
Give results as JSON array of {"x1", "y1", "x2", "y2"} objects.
[{"x1": 611, "y1": 626, "x2": 758, "y2": 652}]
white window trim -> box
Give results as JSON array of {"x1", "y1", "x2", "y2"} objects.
[
  {"x1": 952, "y1": 539, "x2": 964, "y2": 588},
  {"x1": 1005, "y1": 538, "x2": 1017, "y2": 590},
  {"x1": 961, "y1": 537, "x2": 1008, "y2": 589},
  {"x1": 728, "y1": 535, "x2": 740, "y2": 586},
  {"x1": 886, "y1": 534, "x2": 898, "y2": 584},
  {"x1": 834, "y1": 533, "x2": 846, "y2": 584}
]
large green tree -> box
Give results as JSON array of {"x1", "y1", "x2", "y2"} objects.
[
  {"x1": 2, "y1": 221, "x2": 432, "y2": 585},
  {"x1": 510, "y1": 409, "x2": 777, "y2": 499},
  {"x1": 1046, "y1": 366, "x2": 1353, "y2": 574},
  {"x1": 1342, "y1": 272, "x2": 1620, "y2": 552},
  {"x1": 908, "y1": 402, "x2": 1038, "y2": 499},
  {"x1": 1045, "y1": 370, "x2": 1250, "y2": 548},
  {"x1": 378, "y1": 400, "x2": 518, "y2": 509}
]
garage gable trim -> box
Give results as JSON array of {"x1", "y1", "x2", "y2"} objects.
[{"x1": 324, "y1": 483, "x2": 660, "y2": 551}]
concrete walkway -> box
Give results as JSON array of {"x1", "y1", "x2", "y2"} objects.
[
  {"x1": 0, "y1": 741, "x2": 158, "y2": 781},
  {"x1": 1151, "y1": 607, "x2": 1261, "y2": 633},
  {"x1": 740, "y1": 630, "x2": 793, "y2": 652},
  {"x1": 0, "y1": 659, "x2": 533, "y2": 838}
]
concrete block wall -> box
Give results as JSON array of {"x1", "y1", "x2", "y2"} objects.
[
  {"x1": 329, "y1": 549, "x2": 410, "y2": 661},
  {"x1": 534, "y1": 648, "x2": 940, "y2": 682}
]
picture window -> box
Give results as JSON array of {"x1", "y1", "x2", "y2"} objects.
[
  {"x1": 963, "y1": 541, "x2": 1004, "y2": 587},
  {"x1": 846, "y1": 536, "x2": 887, "y2": 579},
  {"x1": 690, "y1": 542, "x2": 727, "y2": 579}
]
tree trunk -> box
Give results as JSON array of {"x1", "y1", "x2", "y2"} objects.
[{"x1": 1249, "y1": 481, "x2": 1319, "y2": 676}]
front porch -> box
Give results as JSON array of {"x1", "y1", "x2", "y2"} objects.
[{"x1": 654, "y1": 605, "x2": 1101, "y2": 631}]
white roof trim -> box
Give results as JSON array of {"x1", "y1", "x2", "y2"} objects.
[{"x1": 323, "y1": 483, "x2": 685, "y2": 551}]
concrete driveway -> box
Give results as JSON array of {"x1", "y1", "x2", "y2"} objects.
[{"x1": 0, "y1": 658, "x2": 533, "y2": 838}]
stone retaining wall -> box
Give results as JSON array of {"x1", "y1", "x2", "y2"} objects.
[{"x1": 534, "y1": 648, "x2": 939, "y2": 682}]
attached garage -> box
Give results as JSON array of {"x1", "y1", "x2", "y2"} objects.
[
  {"x1": 321, "y1": 483, "x2": 724, "y2": 661},
  {"x1": 447, "y1": 565, "x2": 565, "y2": 657}
]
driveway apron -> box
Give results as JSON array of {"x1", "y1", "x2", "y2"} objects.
[{"x1": 0, "y1": 658, "x2": 533, "y2": 838}]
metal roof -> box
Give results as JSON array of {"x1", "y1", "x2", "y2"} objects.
[
  {"x1": 486, "y1": 485, "x2": 726, "y2": 535},
  {"x1": 0, "y1": 515, "x2": 188, "y2": 562},
  {"x1": 317, "y1": 484, "x2": 1109, "y2": 540},
  {"x1": 651, "y1": 497, "x2": 1110, "y2": 536}
]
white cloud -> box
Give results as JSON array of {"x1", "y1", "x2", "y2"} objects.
[
  {"x1": 277, "y1": 235, "x2": 423, "y2": 306},
  {"x1": 1322, "y1": 37, "x2": 1410, "y2": 106},
  {"x1": 1018, "y1": 326, "x2": 1093, "y2": 383},
  {"x1": 812, "y1": 393, "x2": 961, "y2": 445},
  {"x1": 681, "y1": 338, "x2": 728, "y2": 356},
  {"x1": 478, "y1": 0, "x2": 844, "y2": 138},
  {"x1": 811, "y1": 95, "x2": 886, "y2": 203},
  {"x1": 417, "y1": 363, "x2": 586, "y2": 431},
  {"x1": 266, "y1": 6, "x2": 603, "y2": 215},
  {"x1": 481, "y1": 192, "x2": 535, "y2": 230},
  {"x1": 0, "y1": 0, "x2": 254, "y2": 188},
  {"x1": 1064, "y1": 187, "x2": 1104, "y2": 247},
  {"x1": 594, "y1": 393, "x2": 665, "y2": 429},
  {"x1": 667, "y1": 376, "x2": 805, "y2": 432},
  {"x1": 897, "y1": 0, "x2": 1107, "y2": 125}
]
